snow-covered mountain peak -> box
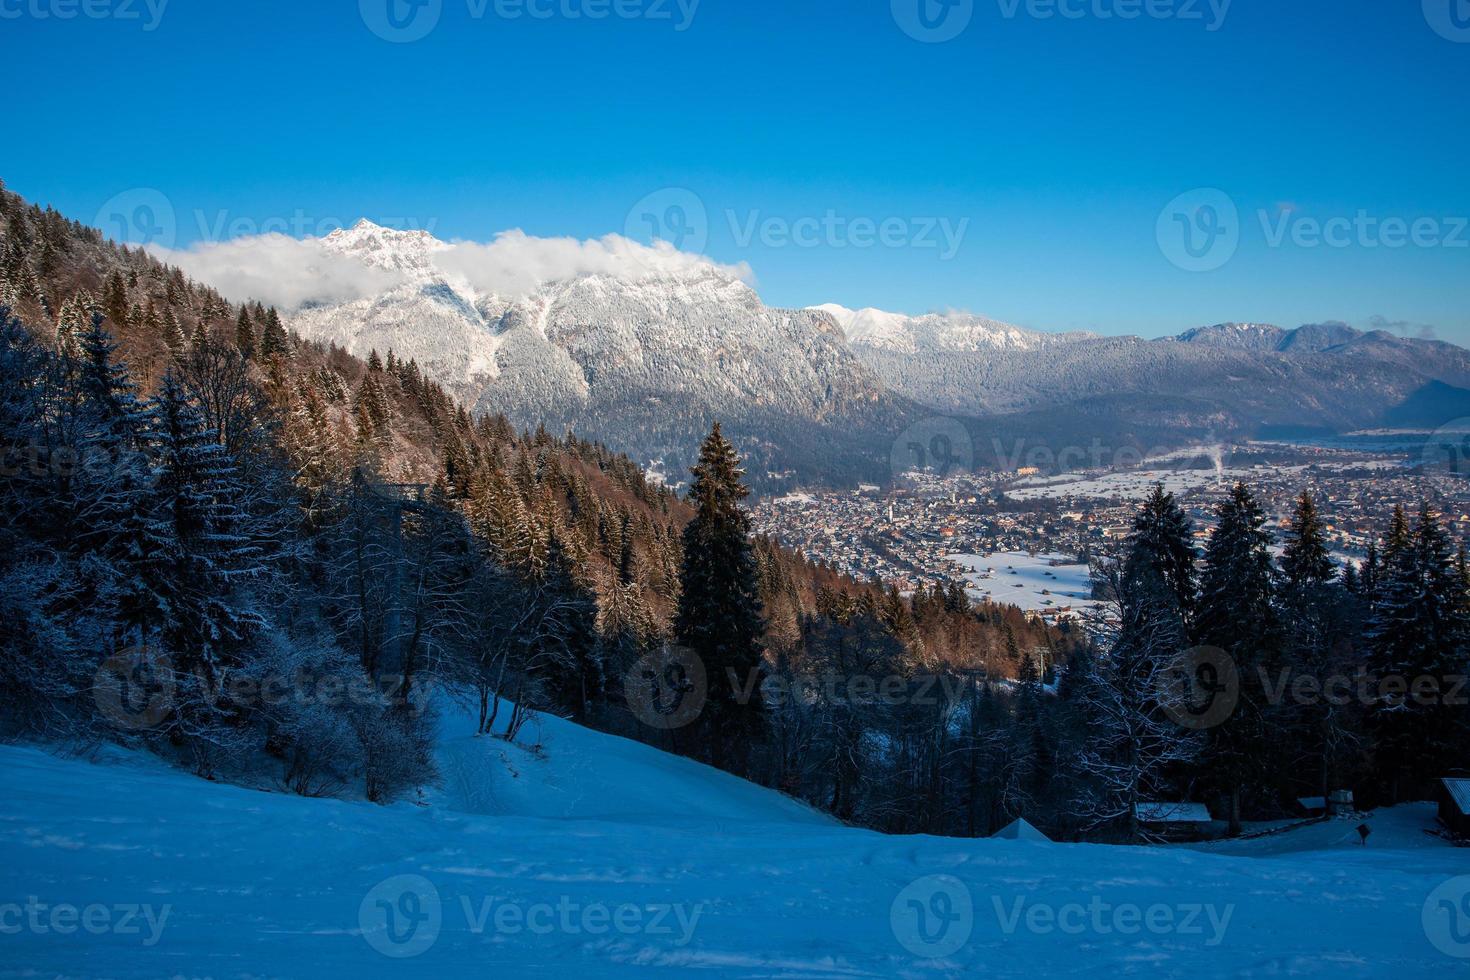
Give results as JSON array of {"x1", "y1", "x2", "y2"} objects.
[{"x1": 321, "y1": 219, "x2": 450, "y2": 277}]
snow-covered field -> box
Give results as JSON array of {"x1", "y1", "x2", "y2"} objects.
[
  {"x1": 952, "y1": 551, "x2": 1099, "y2": 614},
  {"x1": 3, "y1": 702, "x2": 1468, "y2": 977},
  {"x1": 1004, "y1": 465, "x2": 1308, "y2": 501}
]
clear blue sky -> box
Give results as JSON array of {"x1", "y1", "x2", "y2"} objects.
[{"x1": 6, "y1": 0, "x2": 1468, "y2": 341}]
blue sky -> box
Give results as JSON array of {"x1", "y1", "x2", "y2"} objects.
[{"x1": 5, "y1": 0, "x2": 1468, "y2": 340}]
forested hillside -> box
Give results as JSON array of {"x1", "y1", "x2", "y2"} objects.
[{"x1": 0, "y1": 181, "x2": 1073, "y2": 835}]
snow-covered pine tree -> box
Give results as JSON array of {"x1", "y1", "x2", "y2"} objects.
[
  {"x1": 142, "y1": 371, "x2": 267, "y2": 680},
  {"x1": 674, "y1": 422, "x2": 766, "y2": 774},
  {"x1": 1193, "y1": 481, "x2": 1279, "y2": 836}
]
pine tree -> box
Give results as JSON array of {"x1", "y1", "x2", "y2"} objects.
[
  {"x1": 1281, "y1": 491, "x2": 1335, "y2": 590},
  {"x1": 674, "y1": 422, "x2": 765, "y2": 773},
  {"x1": 235, "y1": 306, "x2": 255, "y2": 358},
  {"x1": 258, "y1": 307, "x2": 288, "y2": 358},
  {"x1": 1193, "y1": 482, "x2": 1279, "y2": 836},
  {"x1": 1124, "y1": 484, "x2": 1197, "y2": 624},
  {"x1": 142, "y1": 371, "x2": 266, "y2": 679}
]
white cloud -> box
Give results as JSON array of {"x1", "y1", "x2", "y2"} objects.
[
  {"x1": 149, "y1": 225, "x2": 751, "y2": 310},
  {"x1": 148, "y1": 234, "x2": 407, "y2": 310},
  {"x1": 436, "y1": 230, "x2": 751, "y2": 299}
]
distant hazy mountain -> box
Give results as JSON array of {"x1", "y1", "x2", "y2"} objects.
[{"x1": 283, "y1": 222, "x2": 1470, "y2": 488}]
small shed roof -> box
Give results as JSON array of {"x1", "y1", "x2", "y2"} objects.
[
  {"x1": 993, "y1": 817, "x2": 1051, "y2": 842},
  {"x1": 1137, "y1": 802, "x2": 1212, "y2": 824},
  {"x1": 1297, "y1": 796, "x2": 1326, "y2": 811},
  {"x1": 1443, "y1": 778, "x2": 1470, "y2": 816}
]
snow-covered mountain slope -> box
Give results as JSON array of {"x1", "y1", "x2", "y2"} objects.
[
  {"x1": 3, "y1": 712, "x2": 1464, "y2": 976},
  {"x1": 267, "y1": 220, "x2": 1470, "y2": 485},
  {"x1": 286, "y1": 221, "x2": 910, "y2": 487},
  {"x1": 811, "y1": 303, "x2": 1076, "y2": 354}
]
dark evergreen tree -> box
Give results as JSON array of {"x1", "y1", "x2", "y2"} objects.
[
  {"x1": 1280, "y1": 491, "x2": 1335, "y2": 590},
  {"x1": 1193, "y1": 482, "x2": 1279, "y2": 836},
  {"x1": 1123, "y1": 484, "x2": 1197, "y2": 624},
  {"x1": 675, "y1": 422, "x2": 766, "y2": 774}
]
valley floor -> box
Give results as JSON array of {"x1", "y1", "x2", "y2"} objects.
[{"x1": 2, "y1": 706, "x2": 1466, "y2": 978}]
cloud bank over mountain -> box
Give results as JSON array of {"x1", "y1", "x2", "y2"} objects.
[{"x1": 151, "y1": 225, "x2": 752, "y2": 311}]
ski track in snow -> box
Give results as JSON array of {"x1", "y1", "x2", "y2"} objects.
[{"x1": 1, "y1": 703, "x2": 1466, "y2": 978}]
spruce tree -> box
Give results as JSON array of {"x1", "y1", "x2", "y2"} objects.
[
  {"x1": 235, "y1": 306, "x2": 255, "y2": 358},
  {"x1": 1281, "y1": 491, "x2": 1335, "y2": 590},
  {"x1": 674, "y1": 422, "x2": 765, "y2": 773},
  {"x1": 143, "y1": 371, "x2": 266, "y2": 679},
  {"x1": 1124, "y1": 484, "x2": 1197, "y2": 624},
  {"x1": 1194, "y1": 482, "x2": 1279, "y2": 836}
]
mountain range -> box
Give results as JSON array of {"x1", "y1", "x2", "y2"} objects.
[{"x1": 278, "y1": 221, "x2": 1470, "y2": 489}]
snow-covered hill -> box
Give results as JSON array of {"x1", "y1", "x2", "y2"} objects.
[{"x1": 3, "y1": 704, "x2": 1466, "y2": 976}]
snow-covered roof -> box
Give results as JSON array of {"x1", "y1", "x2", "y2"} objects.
[
  {"x1": 1297, "y1": 796, "x2": 1326, "y2": 811},
  {"x1": 1443, "y1": 778, "x2": 1470, "y2": 816},
  {"x1": 992, "y1": 817, "x2": 1051, "y2": 842},
  {"x1": 1137, "y1": 802, "x2": 1211, "y2": 824}
]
